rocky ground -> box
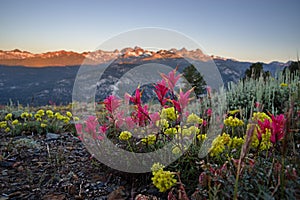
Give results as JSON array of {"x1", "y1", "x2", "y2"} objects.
[{"x1": 0, "y1": 132, "x2": 162, "y2": 200}]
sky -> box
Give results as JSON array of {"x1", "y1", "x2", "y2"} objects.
[{"x1": 0, "y1": 0, "x2": 299, "y2": 63}]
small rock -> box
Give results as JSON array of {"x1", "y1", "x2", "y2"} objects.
[
  {"x1": 2, "y1": 170, "x2": 8, "y2": 176},
  {"x1": 0, "y1": 161, "x2": 14, "y2": 168},
  {"x1": 17, "y1": 166, "x2": 24, "y2": 172},
  {"x1": 46, "y1": 133, "x2": 60, "y2": 140}
]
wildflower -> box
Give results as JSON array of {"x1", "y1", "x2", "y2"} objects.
[
  {"x1": 270, "y1": 114, "x2": 286, "y2": 144},
  {"x1": 160, "y1": 68, "x2": 181, "y2": 91},
  {"x1": 224, "y1": 116, "x2": 244, "y2": 127},
  {"x1": 189, "y1": 126, "x2": 200, "y2": 135},
  {"x1": 141, "y1": 134, "x2": 156, "y2": 145},
  {"x1": 151, "y1": 169, "x2": 177, "y2": 192},
  {"x1": 5, "y1": 113, "x2": 12, "y2": 121},
  {"x1": 257, "y1": 119, "x2": 271, "y2": 141},
  {"x1": 229, "y1": 136, "x2": 244, "y2": 149},
  {"x1": 151, "y1": 163, "x2": 165, "y2": 172},
  {"x1": 280, "y1": 82, "x2": 288, "y2": 87},
  {"x1": 40, "y1": 123, "x2": 47, "y2": 128},
  {"x1": 37, "y1": 109, "x2": 45, "y2": 116},
  {"x1": 84, "y1": 116, "x2": 98, "y2": 139},
  {"x1": 103, "y1": 95, "x2": 121, "y2": 114},
  {"x1": 252, "y1": 112, "x2": 271, "y2": 122},
  {"x1": 178, "y1": 88, "x2": 194, "y2": 111},
  {"x1": 5, "y1": 127, "x2": 10, "y2": 133},
  {"x1": 160, "y1": 107, "x2": 177, "y2": 121},
  {"x1": 164, "y1": 128, "x2": 178, "y2": 135},
  {"x1": 21, "y1": 112, "x2": 29, "y2": 119},
  {"x1": 197, "y1": 133, "x2": 207, "y2": 141},
  {"x1": 46, "y1": 110, "x2": 54, "y2": 117},
  {"x1": 0, "y1": 121, "x2": 7, "y2": 128},
  {"x1": 209, "y1": 133, "x2": 231, "y2": 157},
  {"x1": 12, "y1": 119, "x2": 19, "y2": 125},
  {"x1": 206, "y1": 108, "x2": 212, "y2": 116},
  {"x1": 154, "y1": 79, "x2": 169, "y2": 106},
  {"x1": 73, "y1": 117, "x2": 79, "y2": 121},
  {"x1": 229, "y1": 109, "x2": 240, "y2": 115},
  {"x1": 66, "y1": 111, "x2": 72, "y2": 117},
  {"x1": 156, "y1": 119, "x2": 169, "y2": 129},
  {"x1": 125, "y1": 88, "x2": 142, "y2": 106},
  {"x1": 172, "y1": 146, "x2": 181, "y2": 155},
  {"x1": 187, "y1": 113, "x2": 203, "y2": 124},
  {"x1": 119, "y1": 131, "x2": 132, "y2": 141},
  {"x1": 34, "y1": 113, "x2": 41, "y2": 119}
]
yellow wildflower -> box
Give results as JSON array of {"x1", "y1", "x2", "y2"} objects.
[
  {"x1": 229, "y1": 109, "x2": 240, "y2": 115},
  {"x1": 160, "y1": 107, "x2": 178, "y2": 121},
  {"x1": 5, "y1": 113, "x2": 12, "y2": 121},
  {"x1": 141, "y1": 134, "x2": 156, "y2": 145},
  {"x1": 12, "y1": 119, "x2": 19, "y2": 125},
  {"x1": 151, "y1": 169, "x2": 177, "y2": 192},
  {"x1": 21, "y1": 112, "x2": 29, "y2": 119},
  {"x1": 151, "y1": 162, "x2": 165, "y2": 172},
  {"x1": 155, "y1": 119, "x2": 169, "y2": 129},
  {"x1": 280, "y1": 83, "x2": 288, "y2": 87},
  {"x1": 40, "y1": 123, "x2": 47, "y2": 128},
  {"x1": 209, "y1": 133, "x2": 232, "y2": 157},
  {"x1": 119, "y1": 131, "x2": 132, "y2": 140},
  {"x1": 0, "y1": 121, "x2": 7, "y2": 128},
  {"x1": 197, "y1": 133, "x2": 207, "y2": 141},
  {"x1": 252, "y1": 112, "x2": 271, "y2": 122},
  {"x1": 37, "y1": 109, "x2": 45, "y2": 116},
  {"x1": 164, "y1": 128, "x2": 178, "y2": 135},
  {"x1": 5, "y1": 127, "x2": 10, "y2": 133},
  {"x1": 66, "y1": 111, "x2": 72, "y2": 117},
  {"x1": 186, "y1": 113, "x2": 203, "y2": 124},
  {"x1": 224, "y1": 116, "x2": 244, "y2": 127}
]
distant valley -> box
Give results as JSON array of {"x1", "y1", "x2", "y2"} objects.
[{"x1": 0, "y1": 48, "x2": 292, "y2": 106}]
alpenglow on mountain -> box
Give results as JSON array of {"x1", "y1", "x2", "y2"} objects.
[{"x1": 0, "y1": 47, "x2": 291, "y2": 105}]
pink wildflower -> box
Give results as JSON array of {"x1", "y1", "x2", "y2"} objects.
[
  {"x1": 160, "y1": 68, "x2": 181, "y2": 91},
  {"x1": 178, "y1": 88, "x2": 194, "y2": 111},
  {"x1": 103, "y1": 95, "x2": 121, "y2": 114},
  {"x1": 257, "y1": 119, "x2": 271, "y2": 141},
  {"x1": 270, "y1": 114, "x2": 286, "y2": 144},
  {"x1": 154, "y1": 79, "x2": 169, "y2": 106}
]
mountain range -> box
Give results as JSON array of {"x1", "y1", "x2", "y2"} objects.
[{"x1": 0, "y1": 48, "x2": 293, "y2": 105}]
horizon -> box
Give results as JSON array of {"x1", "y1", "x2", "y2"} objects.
[
  {"x1": 0, "y1": 47, "x2": 297, "y2": 64},
  {"x1": 1, "y1": 0, "x2": 299, "y2": 63}
]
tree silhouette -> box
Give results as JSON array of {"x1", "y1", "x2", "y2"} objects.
[
  {"x1": 243, "y1": 62, "x2": 270, "y2": 80},
  {"x1": 182, "y1": 65, "x2": 206, "y2": 97}
]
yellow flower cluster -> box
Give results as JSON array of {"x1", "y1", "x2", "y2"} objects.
[
  {"x1": 250, "y1": 124, "x2": 272, "y2": 151},
  {"x1": 229, "y1": 136, "x2": 244, "y2": 149},
  {"x1": 252, "y1": 112, "x2": 271, "y2": 122},
  {"x1": 141, "y1": 134, "x2": 156, "y2": 145},
  {"x1": 160, "y1": 107, "x2": 178, "y2": 121},
  {"x1": 0, "y1": 121, "x2": 7, "y2": 128},
  {"x1": 155, "y1": 119, "x2": 169, "y2": 129},
  {"x1": 12, "y1": 119, "x2": 19, "y2": 125},
  {"x1": 164, "y1": 127, "x2": 178, "y2": 135},
  {"x1": 172, "y1": 145, "x2": 182, "y2": 155},
  {"x1": 54, "y1": 112, "x2": 71, "y2": 124},
  {"x1": 280, "y1": 82, "x2": 288, "y2": 87},
  {"x1": 151, "y1": 163, "x2": 177, "y2": 192},
  {"x1": 4, "y1": 113, "x2": 12, "y2": 121},
  {"x1": 224, "y1": 116, "x2": 244, "y2": 127},
  {"x1": 186, "y1": 113, "x2": 203, "y2": 124},
  {"x1": 197, "y1": 133, "x2": 207, "y2": 141},
  {"x1": 46, "y1": 110, "x2": 54, "y2": 118},
  {"x1": 209, "y1": 133, "x2": 232, "y2": 157},
  {"x1": 21, "y1": 112, "x2": 32, "y2": 119},
  {"x1": 229, "y1": 109, "x2": 240, "y2": 115},
  {"x1": 119, "y1": 131, "x2": 132, "y2": 140}
]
